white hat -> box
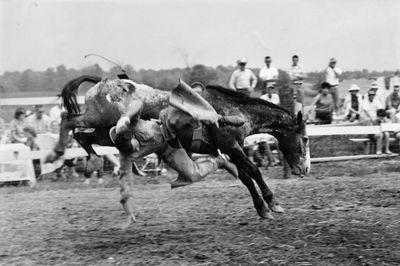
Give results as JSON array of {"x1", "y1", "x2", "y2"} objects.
[
  {"x1": 371, "y1": 82, "x2": 379, "y2": 89},
  {"x1": 348, "y1": 84, "x2": 360, "y2": 92},
  {"x1": 237, "y1": 58, "x2": 248, "y2": 64}
]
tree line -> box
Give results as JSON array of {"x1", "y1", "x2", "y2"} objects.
[{"x1": 0, "y1": 64, "x2": 395, "y2": 95}]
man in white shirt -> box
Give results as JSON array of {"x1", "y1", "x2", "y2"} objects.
[
  {"x1": 49, "y1": 100, "x2": 65, "y2": 124},
  {"x1": 389, "y1": 70, "x2": 400, "y2": 91},
  {"x1": 324, "y1": 58, "x2": 342, "y2": 111},
  {"x1": 228, "y1": 59, "x2": 257, "y2": 96},
  {"x1": 260, "y1": 85, "x2": 280, "y2": 105},
  {"x1": 287, "y1": 55, "x2": 306, "y2": 105},
  {"x1": 362, "y1": 89, "x2": 383, "y2": 122},
  {"x1": 26, "y1": 105, "x2": 52, "y2": 134},
  {"x1": 259, "y1": 56, "x2": 279, "y2": 89}
]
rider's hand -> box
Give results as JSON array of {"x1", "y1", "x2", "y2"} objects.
[{"x1": 116, "y1": 116, "x2": 131, "y2": 134}]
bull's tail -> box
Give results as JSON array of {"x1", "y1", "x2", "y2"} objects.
[{"x1": 61, "y1": 75, "x2": 102, "y2": 114}]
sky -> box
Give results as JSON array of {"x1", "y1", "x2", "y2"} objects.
[{"x1": 1, "y1": 0, "x2": 400, "y2": 74}]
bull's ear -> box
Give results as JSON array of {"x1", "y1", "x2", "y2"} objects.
[{"x1": 297, "y1": 111, "x2": 303, "y2": 125}]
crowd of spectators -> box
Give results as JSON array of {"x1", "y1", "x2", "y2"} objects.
[
  {"x1": 0, "y1": 103, "x2": 120, "y2": 183},
  {"x1": 227, "y1": 56, "x2": 400, "y2": 158}
]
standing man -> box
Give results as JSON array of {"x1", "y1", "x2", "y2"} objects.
[
  {"x1": 259, "y1": 56, "x2": 279, "y2": 90},
  {"x1": 389, "y1": 70, "x2": 400, "y2": 91},
  {"x1": 324, "y1": 58, "x2": 342, "y2": 112},
  {"x1": 287, "y1": 55, "x2": 306, "y2": 106},
  {"x1": 26, "y1": 105, "x2": 51, "y2": 134},
  {"x1": 228, "y1": 59, "x2": 257, "y2": 96}
]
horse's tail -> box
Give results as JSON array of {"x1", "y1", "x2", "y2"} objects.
[{"x1": 61, "y1": 75, "x2": 102, "y2": 114}]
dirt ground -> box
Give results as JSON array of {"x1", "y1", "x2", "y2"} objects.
[{"x1": 1, "y1": 159, "x2": 400, "y2": 266}]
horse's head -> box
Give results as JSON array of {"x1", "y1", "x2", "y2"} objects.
[{"x1": 275, "y1": 111, "x2": 310, "y2": 177}]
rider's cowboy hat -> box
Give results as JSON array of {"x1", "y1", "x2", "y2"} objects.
[{"x1": 237, "y1": 58, "x2": 248, "y2": 65}]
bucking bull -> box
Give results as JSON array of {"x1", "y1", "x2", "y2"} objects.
[{"x1": 46, "y1": 75, "x2": 310, "y2": 225}]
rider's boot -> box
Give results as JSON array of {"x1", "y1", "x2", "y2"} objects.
[{"x1": 215, "y1": 153, "x2": 239, "y2": 178}]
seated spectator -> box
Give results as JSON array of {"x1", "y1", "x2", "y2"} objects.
[
  {"x1": 26, "y1": 105, "x2": 51, "y2": 134},
  {"x1": 386, "y1": 84, "x2": 400, "y2": 122},
  {"x1": 361, "y1": 89, "x2": 383, "y2": 124},
  {"x1": 0, "y1": 113, "x2": 6, "y2": 144},
  {"x1": 49, "y1": 100, "x2": 65, "y2": 124},
  {"x1": 23, "y1": 126, "x2": 40, "y2": 151},
  {"x1": 10, "y1": 107, "x2": 28, "y2": 144},
  {"x1": 343, "y1": 84, "x2": 363, "y2": 122},
  {"x1": 371, "y1": 109, "x2": 392, "y2": 154},
  {"x1": 260, "y1": 85, "x2": 280, "y2": 105},
  {"x1": 306, "y1": 82, "x2": 335, "y2": 124}
]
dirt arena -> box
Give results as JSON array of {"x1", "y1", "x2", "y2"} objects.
[{"x1": 1, "y1": 159, "x2": 400, "y2": 266}]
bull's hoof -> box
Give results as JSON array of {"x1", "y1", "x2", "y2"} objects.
[
  {"x1": 270, "y1": 204, "x2": 285, "y2": 213},
  {"x1": 171, "y1": 180, "x2": 193, "y2": 189},
  {"x1": 45, "y1": 150, "x2": 60, "y2": 163},
  {"x1": 257, "y1": 203, "x2": 275, "y2": 220}
]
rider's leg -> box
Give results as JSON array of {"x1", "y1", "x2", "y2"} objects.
[
  {"x1": 159, "y1": 143, "x2": 237, "y2": 188},
  {"x1": 119, "y1": 152, "x2": 136, "y2": 226}
]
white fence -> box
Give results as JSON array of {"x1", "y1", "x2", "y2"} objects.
[{"x1": 1, "y1": 123, "x2": 399, "y2": 186}]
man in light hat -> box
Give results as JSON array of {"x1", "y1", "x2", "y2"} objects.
[
  {"x1": 343, "y1": 84, "x2": 362, "y2": 122},
  {"x1": 389, "y1": 70, "x2": 400, "y2": 91},
  {"x1": 260, "y1": 85, "x2": 280, "y2": 105},
  {"x1": 387, "y1": 83, "x2": 400, "y2": 122},
  {"x1": 259, "y1": 56, "x2": 279, "y2": 90},
  {"x1": 361, "y1": 87, "x2": 383, "y2": 123},
  {"x1": 324, "y1": 58, "x2": 342, "y2": 111},
  {"x1": 229, "y1": 59, "x2": 257, "y2": 96}
]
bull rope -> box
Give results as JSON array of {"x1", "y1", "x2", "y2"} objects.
[{"x1": 84, "y1": 53, "x2": 126, "y2": 74}]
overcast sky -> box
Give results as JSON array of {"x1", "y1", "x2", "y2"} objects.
[{"x1": 1, "y1": 0, "x2": 399, "y2": 74}]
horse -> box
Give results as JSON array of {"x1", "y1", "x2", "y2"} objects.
[{"x1": 47, "y1": 75, "x2": 310, "y2": 220}]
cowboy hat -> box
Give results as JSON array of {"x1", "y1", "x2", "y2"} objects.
[{"x1": 348, "y1": 84, "x2": 360, "y2": 92}]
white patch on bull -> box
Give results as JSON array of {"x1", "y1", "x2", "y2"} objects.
[
  {"x1": 86, "y1": 83, "x2": 100, "y2": 99},
  {"x1": 75, "y1": 128, "x2": 96, "y2": 133},
  {"x1": 106, "y1": 94, "x2": 111, "y2": 102}
]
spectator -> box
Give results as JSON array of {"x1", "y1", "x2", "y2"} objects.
[
  {"x1": 23, "y1": 126, "x2": 40, "y2": 151},
  {"x1": 389, "y1": 70, "x2": 400, "y2": 91},
  {"x1": 306, "y1": 82, "x2": 335, "y2": 124},
  {"x1": 49, "y1": 99, "x2": 65, "y2": 123},
  {"x1": 287, "y1": 55, "x2": 306, "y2": 105},
  {"x1": 386, "y1": 84, "x2": 400, "y2": 122},
  {"x1": 260, "y1": 85, "x2": 280, "y2": 105},
  {"x1": 228, "y1": 59, "x2": 257, "y2": 96},
  {"x1": 259, "y1": 56, "x2": 279, "y2": 90},
  {"x1": 10, "y1": 107, "x2": 28, "y2": 144},
  {"x1": 27, "y1": 105, "x2": 51, "y2": 134},
  {"x1": 0, "y1": 112, "x2": 6, "y2": 143},
  {"x1": 324, "y1": 58, "x2": 342, "y2": 111},
  {"x1": 293, "y1": 92, "x2": 303, "y2": 114},
  {"x1": 371, "y1": 109, "x2": 392, "y2": 155},
  {"x1": 343, "y1": 84, "x2": 363, "y2": 122},
  {"x1": 361, "y1": 88, "x2": 383, "y2": 123}
]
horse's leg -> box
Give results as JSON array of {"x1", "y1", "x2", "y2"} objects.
[
  {"x1": 46, "y1": 112, "x2": 89, "y2": 162},
  {"x1": 247, "y1": 158, "x2": 284, "y2": 213},
  {"x1": 229, "y1": 145, "x2": 284, "y2": 213},
  {"x1": 227, "y1": 146, "x2": 274, "y2": 219},
  {"x1": 74, "y1": 133, "x2": 104, "y2": 177}
]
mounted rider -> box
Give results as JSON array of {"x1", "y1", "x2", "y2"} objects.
[{"x1": 111, "y1": 78, "x2": 245, "y2": 188}]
